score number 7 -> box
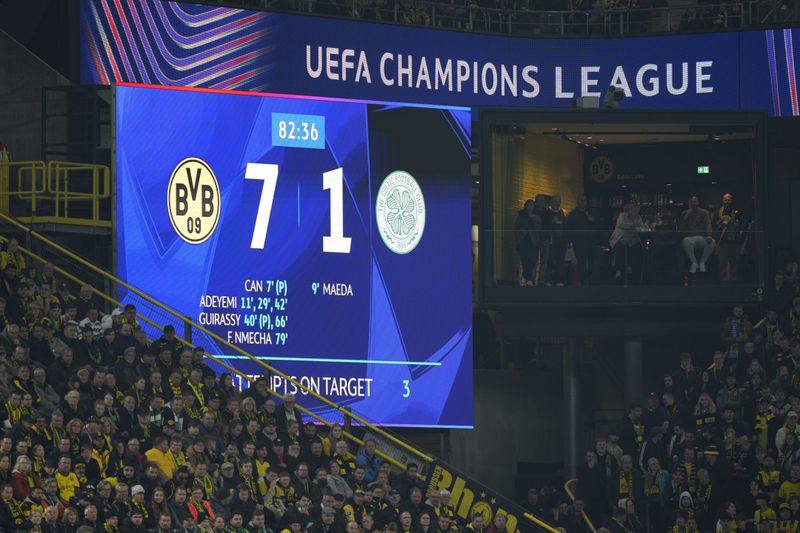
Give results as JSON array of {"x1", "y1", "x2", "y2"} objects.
[{"x1": 245, "y1": 163, "x2": 351, "y2": 253}]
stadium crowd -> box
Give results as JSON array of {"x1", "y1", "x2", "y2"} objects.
[
  {"x1": 0, "y1": 238, "x2": 482, "y2": 533},
  {"x1": 574, "y1": 266, "x2": 800, "y2": 533}
]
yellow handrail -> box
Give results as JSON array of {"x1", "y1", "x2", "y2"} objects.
[
  {"x1": 0, "y1": 161, "x2": 47, "y2": 205},
  {"x1": 0, "y1": 161, "x2": 110, "y2": 226},
  {"x1": 564, "y1": 479, "x2": 598, "y2": 533}
]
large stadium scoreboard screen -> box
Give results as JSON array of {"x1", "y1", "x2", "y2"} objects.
[{"x1": 114, "y1": 84, "x2": 474, "y2": 428}]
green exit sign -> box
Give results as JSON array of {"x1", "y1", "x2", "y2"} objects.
[{"x1": 697, "y1": 165, "x2": 710, "y2": 174}]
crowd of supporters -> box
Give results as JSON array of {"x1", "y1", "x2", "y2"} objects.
[
  {"x1": 575, "y1": 267, "x2": 800, "y2": 533},
  {"x1": 214, "y1": 0, "x2": 750, "y2": 35},
  {"x1": 0, "y1": 237, "x2": 491, "y2": 533}
]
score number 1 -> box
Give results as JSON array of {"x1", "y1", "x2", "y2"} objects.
[{"x1": 245, "y1": 163, "x2": 351, "y2": 254}]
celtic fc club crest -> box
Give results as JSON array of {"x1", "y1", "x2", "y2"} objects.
[{"x1": 376, "y1": 170, "x2": 426, "y2": 255}]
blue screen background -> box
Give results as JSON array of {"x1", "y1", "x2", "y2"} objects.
[{"x1": 115, "y1": 85, "x2": 473, "y2": 428}]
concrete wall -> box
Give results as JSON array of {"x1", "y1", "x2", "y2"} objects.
[
  {"x1": 449, "y1": 369, "x2": 564, "y2": 499},
  {"x1": 0, "y1": 29, "x2": 69, "y2": 162}
]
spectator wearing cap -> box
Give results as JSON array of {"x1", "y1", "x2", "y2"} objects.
[
  {"x1": 755, "y1": 492, "x2": 778, "y2": 525},
  {"x1": 46, "y1": 347, "x2": 75, "y2": 397},
  {"x1": 642, "y1": 392, "x2": 667, "y2": 433},
  {"x1": 308, "y1": 505, "x2": 341, "y2": 533},
  {"x1": 261, "y1": 416, "x2": 279, "y2": 445},
  {"x1": 153, "y1": 325, "x2": 183, "y2": 362},
  {"x1": 102, "y1": 306, "x2": 123, "y2": 333},
  {"x1": 777, "y1": 502, "x2": 798, "y2": 533},
  {"x1": 128, "y1": 485, "x2": 150, "y2": 528},
  {"x1": 219, "y1": 461, "x2": 241, "y2": 492},
  {"x1": 703, "y1": 446, "x2": 729, "y2": 487},
  {"x1": 343, "y1": 488, "x2": 367, "y2": 525}
]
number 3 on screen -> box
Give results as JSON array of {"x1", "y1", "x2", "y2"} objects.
[
  {"x1": 245, "y1": 163, "x2": 351, "y2": 253},
  {"x1": 402, "y1": 380, "x2": 410, "y2": 398}
]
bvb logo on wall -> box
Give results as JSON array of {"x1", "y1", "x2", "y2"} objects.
[
  {"x1": 589, "y1": 156, "x2": 614, "y2": 183},
  {"x1": 424, "y1": 460, "x2": 534, "y2": 533}
]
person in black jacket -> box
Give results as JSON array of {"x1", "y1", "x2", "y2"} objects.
[
  {"x1": 308, "y1": 506, "x2": 343, "y2": 533},
  {"x1": 619, "y1": 404, "x2": 645, "y2": 457},
  {"x1": 514, "y1": 199, "x2": 542, "y2": 287},
  {"x1": 29, "y1": 323, "x2": 54, "y2": 367},
  {"x1": 578, "y1": 449, "x2": 608, "y2": 525},
  {"x1": 229, "y1": 483, "x2": 256, "y2": 524},
  {"x1": 546, "y1": 195, "x2": 568, "y2": 286},
  {"x1": 532, "y1": 195, "x2": 552, "y2": 285},
  {"x1": 47, "y1": 348, "x2": 76, "y2": 397},
  {"x1": 567, "y1": 194, "x2": 598, "y2": 286},
  {"x1": 638, "y1": 427, "x2": 668, "y2": 473}
]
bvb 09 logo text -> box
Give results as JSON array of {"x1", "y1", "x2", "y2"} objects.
[{"x1": 167, "y1": 157, "x2": 221, "y2": 244}]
